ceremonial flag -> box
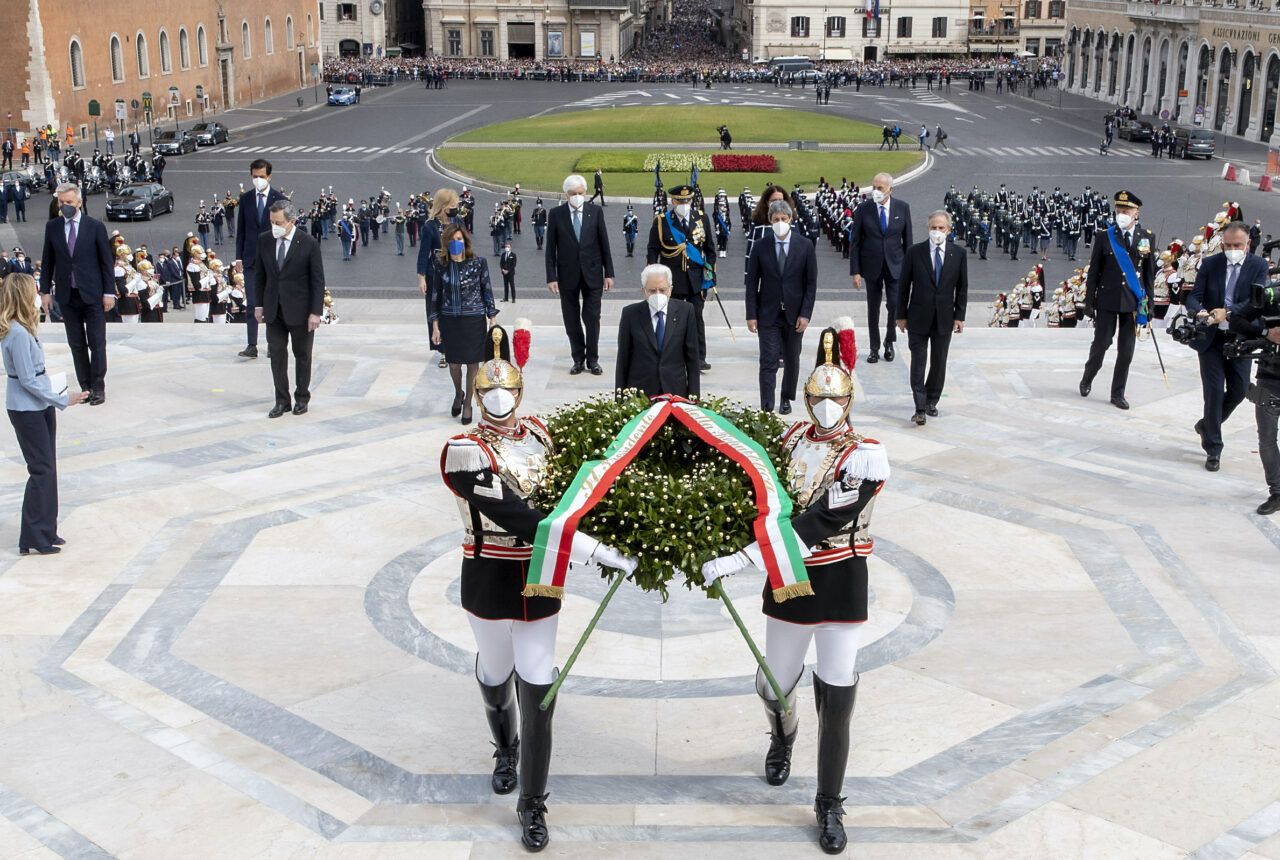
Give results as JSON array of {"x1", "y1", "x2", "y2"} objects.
[{"x1": 654, "y1": 159, "x2": 662, "y2": 189}]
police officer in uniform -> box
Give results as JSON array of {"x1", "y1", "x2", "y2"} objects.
[
  {"x1": 647, "y1": 184, "x2": 715, "y2": 370},
  {"x1": 622, "y1": 205, "x2": 639, "y2": 257},
  {"x1": 440, "y1": 325, "x2": 635, "y2": 853},
  {"x1": 702, "y1": 323, "x2": 890, "y2": 856},
  {"x1": 1080, "y1": 190, "x2": 1155, "y2": 410}
]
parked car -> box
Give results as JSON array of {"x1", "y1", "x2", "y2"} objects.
[
  {"x1": 105, "y1": 182, "x2": 174, "y2": 221},
  {"x1": 152, "y1": 129, "x2": 197, "y2": 155},
  {"x1": 1117, "y1": 119, "x2": 1154, "y2": 142},
  {"x1": 327, "y1": 87, "x2": 358, "y2": 106},
  {"x1": 1174, "y1": 127, "x2": 1216, "y2": 159},
  {"x1": 0, "y1": 169, "x2": 40, "y2": 195},
  {"x1": 190, "y1": 122, "x2": 230, "y2": 146}
]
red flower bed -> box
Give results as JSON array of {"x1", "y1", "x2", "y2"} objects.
[{"x1": 711, "y1": 154, "x2": 777, "y2": 172}]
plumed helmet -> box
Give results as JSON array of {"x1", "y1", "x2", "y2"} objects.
[
  {"x1": 803, "y1": 317, "x2": 857, "y2": 427},
  {"x1": 114, "y1": 243, "x2": 132, "y2": 259},
  {"x1": 137, "y1": 260, "x2": 153, "y2": 274},
  {"x1": 474, "y1": 325, "x2": 524, "y2": 393},
  {"x1": 190, "y1": 244, "x2": 206, "y2": 259}
]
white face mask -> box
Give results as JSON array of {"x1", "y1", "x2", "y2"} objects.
[
  {"x1": 675, "y1": 203, "x2": 691, "y2": 220},
  {"x1": 1224, "y1": 249, "x2": 1247, "y2": 264},
  {"x1": 1115, "y1": 212, "x2": 1134, "y2": 230},
  {"x1": 771, "y1": 220, "x2": 791, "y2": 238},
  {"x1": 270, "y1": 223, "x2": 288, "y2": 239},
  {"x1": 481, "y1": 388, "x2": 516, "y2": 419},
  {"x1": 251, "y1": 176, "x2": 270, "y2": 193},
  {"x1": 929, "y1": 229, "x2": 947, "y2": 245},
  {"x1": 568, "y1": 194, "x2": 585, "y2": 209},
  {"x1": 810, "y1": 399, "x2": 845, "y2": 430},
  {"x1": 646, "y1": 292, "x2": 669, "y2": 313},
  {"x1": 871, "y1": 189, "x2": 887, "y2": 205}
]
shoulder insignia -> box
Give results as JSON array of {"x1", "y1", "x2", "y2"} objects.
[
  {"x1": 441, "y1": 434, "x2": 497, "y2": 475},
  {"x1": 836, "y1": 437, "x2": 890, "y2": 483}
]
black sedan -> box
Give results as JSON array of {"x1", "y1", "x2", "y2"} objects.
[
  {"x1": 153, "y1": 130, "x2": 197, "y2": 155},
  {"x1": 1, "y1": 169, "x2": 41, "y2": 195},
  {"x1": 191, "y1": 122, "x2": 230, "y2": 146},
  {"x1": 105, "y1": 183, "x2": 175, "y2": 221},
  {"x1": 1117, "y1": 119, "x2": 1154, "y2": 142}
]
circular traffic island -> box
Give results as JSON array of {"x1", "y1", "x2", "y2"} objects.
[{"x1": 437, "y1": 105, "x2": 922, "y2": 197}]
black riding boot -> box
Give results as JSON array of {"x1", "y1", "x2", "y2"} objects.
[
  {"x1": 813, "y1": 673, "x2": 859, "y2": 855},
  {"x1": 476, "y1": 659, "x2": 519, "y2": 795},
  {"x1": 757, "y1": 668, "x2": 799, "y2": 786},
  {"x1": 516, "y1": 673, "x2": 557, "y2": 852}
]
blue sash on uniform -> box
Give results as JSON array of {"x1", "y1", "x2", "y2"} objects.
[
  {"x1": 665, "y1": 211, "x2": 715, "y2": 290},
  {"x1": 1106, "y1": 225, "x2": 1149, "y2": 326}
]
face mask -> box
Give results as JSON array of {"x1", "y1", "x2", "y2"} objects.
[
  {"x1": 871, "y1": 189, "x2": 886, "y2": 204},
  {"x1": 270, "y1": 224, "x2": 288, "y2": 239},
  {"x1": 646, "y1": 292, "x2": 669, "y2": 313},
  {"x1": 675, "y1": 204, "x2": 691, "y2": 220},
  {"x1": 251, "y1": 177, "x2": 270, "y2": 193},
  {"x1": 568, "y1": 194, "x2": 585, "y2": 209},
  {"x1": 772, "y1": 220, "x2": 791, "y2": 238},
  {"x1": 481, "y1": 388, "x2": 516, "y2": 419},
  {"x1": 1115, "y1": 213, "x2": 1134, "y2": 230},
  {"x1": 929, "y1": 229, "x2": 947, "y2": 245},
  {"x1": 447, "y1": 239, "x2": 465, "y2": 256},
  {"x1": 60, "y1": 203, "x2": 77, "y2": 219},
  {"x1": 811, "y1": 399, "x2": 845, "y2": 429},
  {"x1": 1224, "y1": 249, "x2": 1247, "y2": 264}
]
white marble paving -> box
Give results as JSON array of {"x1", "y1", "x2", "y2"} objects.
[{"x1": 0, "y1": 317, "x2": 1277, "y2": 858}]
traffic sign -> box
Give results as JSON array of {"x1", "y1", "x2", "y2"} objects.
[
  {"x1": 130, "y1": 98, "x2": 139, "y2": 110},
  {"x1": 1160, "y1": 109, "x2": 1170, "y2": 120},
  {"x1": 1195, "y1": 104, "x2": 1205, "y2": 116}
]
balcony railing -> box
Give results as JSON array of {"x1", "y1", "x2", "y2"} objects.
[
  {"x1": 1126, "y1": 0, "x2": 1201, "y2": 21},
  {"x1": 567, "y1": 0, "x2": 630, "y2": 8},
  {"x1": 969, "y1": 24, "x2": 1020, "y2": 39}
]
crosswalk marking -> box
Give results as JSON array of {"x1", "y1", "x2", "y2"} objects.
[
  {"x1": 409, "y1": 147, "x2": 425, "y2": 153},
  {"x1": 315, "y1": 146, "x2": 334, "y2": 152},
  {"x1": 300, "y1": 145, "x2": 320, "y2": 152},
  {"x1": 330, "y1": 146, "x2": 349, "y2": 153}
]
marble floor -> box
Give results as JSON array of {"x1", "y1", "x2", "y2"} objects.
[{"x1": 1, "y1": 305, "x2": 1278, "y2": 860}]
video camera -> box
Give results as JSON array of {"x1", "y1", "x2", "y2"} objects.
[
  {"x1": 1221, "y1": 281, "x2": 1280, "y2": 362},
  {"x1": 1168, "y1": 313, "x2": 1218, "y2": 347}
]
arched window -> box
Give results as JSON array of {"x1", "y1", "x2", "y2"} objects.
[
  {"x1": 109, "y1": 34, "x2": 124, "y2": 82},
  {"x1": 197, "y1": 25, "x2": 208, "y2": 66},
  {"x1": 69, "y1": 39, "x2": 86, "y2": 88},
  {"x1": 159, "y1": 29, "x2": 172, "y2": 73},
  {"x1": 179, "y1": 27, "x2": 190, "y2": 69},
  {"x1": 307, "y1": 13, "x2": 314, "y2": 46},
  {"x1": 136, "y1": 31, "x2": 150, "y2": 77},
  {"x1": 286, "y1": 16, "x2": 294, "y2": 49},
  {"x1": 265, "y1": 17, "x2": 274, "y2": 54},
  {"x1": 242, "y1": 21, "x2": 251, "y2": 58}
]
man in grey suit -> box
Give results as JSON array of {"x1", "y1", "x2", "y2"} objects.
[
  {"x1": 252, "y1": 200, "x2": 325, "y2": 418},
  {"x1": 615, "y1": 264, "x2": 700, "y2": 399}
]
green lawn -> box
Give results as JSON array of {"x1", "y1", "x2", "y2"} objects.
[
  {"x1": 450, "y1": 105, "x2": 884, "y2": 145},
  {"x1": 436, "y1": 147, "x2": 921, "y2": 198}
]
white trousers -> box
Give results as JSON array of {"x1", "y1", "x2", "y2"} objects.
[
  {"x1": 211, "y1": 313, "x2": 226, "y2": 324},
  {"x1": 764, "y1": 617, "x2": 863, "y2": 693},
  {"x1": 192, "y1": 302, "x2": 210, "y2": 321},
  {"x1": 121, "y1": 314, "x2": 140, "y2": 324},
  {"x1": 468, "y1": 613, "x2": 558, "y2": 686}
]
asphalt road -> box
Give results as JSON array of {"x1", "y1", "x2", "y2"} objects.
[{"x1": 9, "y1": 77, "x2": 1279, "y2": 305}]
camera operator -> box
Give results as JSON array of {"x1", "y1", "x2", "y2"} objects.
[
  {"x1": 1186, "y1": 222, "x2": 1263, "y2": 472},
  {"x1": 1229, "y1": 283, "x2": 1280, "y2": 515}
]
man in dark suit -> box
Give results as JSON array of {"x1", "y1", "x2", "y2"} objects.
[
  {"x1": 544, "y1": 174, "x2": 614, "y2": 375},
  {"x1": 1186, "y1": 221, "x2": 1263, "y2": 471},
  {"x1": 499, "y1": 241, "x2": 517, "y2": 302},
  {"x1": 745, "y1": 200, "x2": 817, "y2": 413},
  {"x1": 252, "y1": 201, "x2": 325, "y2": 419},
  {"x1": 39, "y1": 182, "x2": 114, "y2": 404},
  {"x1": 849, "y1": 171, "x2": 912, "y2": 363},
  {"x1": 1080, "y1": 190, "x2": 1156, "y2": 410},
  {"x1": 615, "y1": 264, "x2": 700, "y2": 399},
  {"x1": 897, "y1": 210, "x2": 969, "y2": 425},
  {"x1": 647, "y1": 185, "x2": 717, "y2": 371},
  {"x1": 235, "y1": 159, "x2": 286, "y2": 359}
]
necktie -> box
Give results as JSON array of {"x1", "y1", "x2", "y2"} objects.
[
  {"x1": 258, "y1": 193, "x2": 266, "y2": 223},
  {"x1": 1226, "y1": 263, "x2": 1240, "y2": 305},
  {"x1": 880, "y1": 205, "x2": 888, "y2": 233},
  {"x1": 66, "y1": 219, "x2": 77, "y2": 291},
  {"x1": 655, "y1": 310, "x2": 666, "y2": 350},
  {"x1": 777, "y1": 240, "x2": 787, "y2": 274},
  {"x1": 277, "y1": 237, "x2": 287, "y2": 269},
  {"x1": 934, "y1": 246, "x2": 943, "y2": 284},
  {"x1": 572, "y1": 209, "x2": 581, "y2": 240}
]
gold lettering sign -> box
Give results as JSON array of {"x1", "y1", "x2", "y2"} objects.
[{"x1": 1211, "y1": 26, "x2": 1261, "y2": 42}]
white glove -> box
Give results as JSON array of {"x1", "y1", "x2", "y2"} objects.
[
  {"x1": 567, "y1": 531, "x2": 636, "y2": 574},
  {"x1": 701, "y1": 550, "x2": 753, "y2": 586}
]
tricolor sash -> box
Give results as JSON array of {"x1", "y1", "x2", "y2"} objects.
[
  {"x1": 1106, "y1": 225, "x2": 1149, "y2": 326},
  {"x1": 525, "y1": 397, "x2": 811, "y2": 602},
  {"x1": 664, "y1": 211, "x2": 716, "y2": 290}
]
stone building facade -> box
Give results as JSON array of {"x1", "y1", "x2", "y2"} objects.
[
  {"x1": 421, "y1": 0, "x2": 645, "y2": 61},
  {"x1": 1063, "y1": 0, "x2": 1280, "y2": 143},
  {"x1": 1, "y1": 0, "x2": 322, "y2": 143}
]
